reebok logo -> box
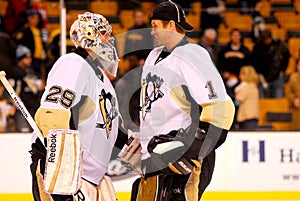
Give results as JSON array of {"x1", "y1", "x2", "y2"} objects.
[{"x1": 48, "y1": 134, "x2": 57, "y2": 163}]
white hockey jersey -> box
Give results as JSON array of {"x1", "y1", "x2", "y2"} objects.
[
  {"x1": 37, "y1": 52, "x2": 119, "y2": 185},
  {"x1": 140, "y1": 43, "x2": 234, "y2": 157}
]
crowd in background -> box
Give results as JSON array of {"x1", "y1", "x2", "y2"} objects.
[
  {"x1": 0, "y1": 0, "x2": 299, "y2": 132},
  {"x1": 0, "y1": 0, "x2": 71, "y2": 132}
]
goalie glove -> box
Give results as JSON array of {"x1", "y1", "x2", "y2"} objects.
[
  {"x1": 143, "y1": 123, "x2": 201, "y2": 176},
  {"x1": 107, "y1": 159, "x2": 131, "y2": 176},
  {"x1": 167, "y1": 137, "x2": 202, "y2": 175},
  {"x1": 118, "y1": 135, "x2": 142, "y2": 174}
]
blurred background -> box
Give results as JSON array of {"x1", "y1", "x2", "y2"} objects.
[{"x1": 0, "y1": 0, "x2": 299, "y2": 201}]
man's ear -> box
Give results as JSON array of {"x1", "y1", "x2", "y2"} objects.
[{"x1": 168, "y1": 20, "x2": 176, "y2": 31}]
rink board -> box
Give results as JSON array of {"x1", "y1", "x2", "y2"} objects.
[
  {"x1": 1, "y1": 191, "x2": 300, "y2": 201},
  {"x1": 0, "y1": 132, "x2": 299, "y2": 200}
]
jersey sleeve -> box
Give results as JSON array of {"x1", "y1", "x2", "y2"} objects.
[
  {"x1": 41, "y1": 53, "x2": 89, "y2": 110},
  {"x1": 173, "y1": 45, "x2": 235, "y2": 160},
  {"x1": 174, "y1": 45, "x2": 235, "y2": 130},
  {"x1": 35, "y1": 53, "x2": 90, "y2": 137}
]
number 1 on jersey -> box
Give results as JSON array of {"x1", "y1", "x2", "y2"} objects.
[{"x1": 205, "y1": 81, "x2": 218, "y2": 99}]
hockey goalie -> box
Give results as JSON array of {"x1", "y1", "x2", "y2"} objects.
[{"x1": 30, "y1": 12, "x2": 119, "y2": 201}]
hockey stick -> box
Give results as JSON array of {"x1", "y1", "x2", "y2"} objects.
[{"x1": 0, "y1": 71, "x2": 45, "y2": 146}]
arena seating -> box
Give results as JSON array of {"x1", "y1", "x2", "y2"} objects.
[
  {"x1": 90, "y1": 1, "x2": 118, "y2": 17},
  {"x1": 0, "y1": 1, "x2": 8, "y2": 17},
  {"x1": 258, "y1": 98, "x2": 292, "y2": 130},
  {"x1": 256, "y1": 0, "x2": 271, "y2": 17},
  {"x1": 0, "y1": 0, "x2": 298, "y2": 131}
]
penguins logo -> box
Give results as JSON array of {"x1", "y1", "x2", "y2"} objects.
[
  {"x1": 97, "y1": 89, "x2": 118, "y2": 138},
  {"x1": 140, "y1": 72, "x2": 164, "y2": 120}
]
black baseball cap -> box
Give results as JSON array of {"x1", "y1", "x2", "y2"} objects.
[{"x1": 150, "y1": 1, "x2": 194, "y2": 32}]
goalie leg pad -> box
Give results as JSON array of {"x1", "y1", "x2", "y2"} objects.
[
  {"x1": 44, "y1": 129, "x2": 82, "y2": 195},
  {"x1": 98, "y1": 176, "x2": 117, "y2": 201},
  {"x1": 73, "y1": 176, "x2": 117, "y2": 201},
  {"x1": 136, "y1": 176, "x2": 157, "y2": 201},
  {"x1": 36, "y1": 160, "x2": 54, "y2": 201}
]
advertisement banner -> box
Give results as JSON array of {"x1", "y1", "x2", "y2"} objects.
[
  {"x1": 0, "y1": 132, "x2": 299, "y2": 200},
  {"x1": 207, "y1": 132, "x2": 300, "y2": 191}
]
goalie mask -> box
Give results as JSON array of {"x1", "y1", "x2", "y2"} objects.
[{"x1": 70, "y1": 12, "x2": 119, "y2": 76}]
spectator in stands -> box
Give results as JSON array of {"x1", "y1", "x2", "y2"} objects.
[
  {"x1": 118, "y1": 8, "x2": 152, "y2": 128},
  {"x1": 218, "y1": 28, "x2": 251, "y2": 99},
  {"x1": 285, "y1": 58, "x2": 300, "y2": 130},
  {"x1": 200, "y1": 0, "x2": 225, "y2": 32},
  {"x1": 15, "y1": 8, "x2": 47, "y2": 78},
  {"x1": 46, "y1": 13, "x2": 74, "y2": 77},
  {"x1": 0, "y1": 83, "x2": 15, "y2": 133},
  {"x1": 252, "y1": 29, "x2": 290, "y2": 98},
  {"x1": 9, "y1": 45, "x2": 42, "y2": 132},
  {"x1": 250, "y1": 11, "x2": 266, "y2": 43},
  {"x1": 235, "y1": 65, "x2": 259, "y2": 130},
  {"x1": 123, "y1": 8, "x2": 154, "y2": 72},
  {"x1": 48, "y1": 14, "x2": 73, "y2": 60},
  {"x1": 199, "y1": 28, "x2": 219, "y2": 65},
  {"x1": 29, "y1": 0, "x2": 48, "y2": 44},
  {"x1": 0, "y1": 16, "x2": 18, "y2": 78},
  {"x1": 119, "y1": 8, "x2": 153, "y2": 129},
  {"x1": 218, "y1": 28, "x2": 251, "y2": 129},
  {"x1": 3, "y1": 0, "x2": 28, "y2": 35}
]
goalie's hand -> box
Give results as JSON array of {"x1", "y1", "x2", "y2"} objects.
[{"x1": 118, "y1": 136, "x2": 142, "y2": 173}]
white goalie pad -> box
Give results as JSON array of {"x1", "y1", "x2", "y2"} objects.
[
  {"x1": 73, "y1": 176, "x2": 117, "y2": 201},
  {"x1": 44, "y1": 129, "x2": 82, "y2": 195}
]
